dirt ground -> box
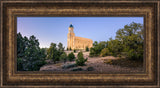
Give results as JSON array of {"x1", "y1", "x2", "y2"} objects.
[{"x1": 40, "y1": 51, "x2": 143, "y2": 73}]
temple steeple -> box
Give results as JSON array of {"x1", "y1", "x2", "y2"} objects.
[{"x1": 67, "y1": 24, "x2": 75, "y2": 49}]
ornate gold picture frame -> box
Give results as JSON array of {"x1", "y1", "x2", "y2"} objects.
[{"x1": 0, "y1": 0, "x2": 159, "y2": 87}]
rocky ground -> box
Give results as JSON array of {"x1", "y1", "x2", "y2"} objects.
[{"x1": 40, "y1": 51, "x2": 143, "y2": 73}]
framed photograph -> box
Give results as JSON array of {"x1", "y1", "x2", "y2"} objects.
[{"x1": 0, "y1": 0, "x2": 160, "y2": 88}]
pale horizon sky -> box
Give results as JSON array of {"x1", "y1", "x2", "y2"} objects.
[{"x1": 17, "y1": 17, "x2": 143, "y2": 48}]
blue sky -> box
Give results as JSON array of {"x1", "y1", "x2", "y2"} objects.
[{"x1": 17, "y1": 17, "x2": 143, "y2": 48}]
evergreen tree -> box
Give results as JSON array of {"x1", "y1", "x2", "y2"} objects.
[
  {"x1": 47, "y1": 43, "x2": 59, "y2": 63},
  {"x1": 60, "y1": 52, "x2": 68, "y2": 63},
  {"x1": 17, "y1": 33, "x2": 46, "y2": 71},
  {"x1": 47, "y1": 42, "x2": 65, "y2": 63},
  {"x1": 89, "y1": 22, "x2": 144, "y2": 61},
  {"x1": 85, "y1": 46, "x2": 89, "y2": 51},
  {"x1": 76, "y1": 52, "x2": 87, "y2": 66},
  {"x1": 68, "y1": 52, "x2": 75, "y2": 61}
]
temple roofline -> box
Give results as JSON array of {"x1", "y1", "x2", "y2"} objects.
[{"x1": 75, "y1": 36, "x2": 93, "y2": 41}]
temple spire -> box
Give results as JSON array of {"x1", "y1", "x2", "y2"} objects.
[{"x1": 69, "y1": 23, "x2": 74, "y2": 28}]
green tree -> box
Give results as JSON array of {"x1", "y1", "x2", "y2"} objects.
[
  {"x1": 58, "y1": 42, "x2": 65, "y2": 59},
  {"x1": 93, "y1": 41, "x2": 98, "y2": 46},
  {"x1": 76, "y1": 52, "x2": 87, "y2": 66},
  {"x1": 17, "y1": 58, "x2": 23, "y2": 71},
  {"x1": 40, "y1": 48, "x2": 47, "y2": 60},
  {"x1": 47, "y1": 42, "x2": 65, "y2": 63},
  {"x1": 58, "y1": 42, "x2": 64, "y2": 52},
  {"x1": 106, "y1": 39, "x2": 122, "y2": 57},
  {"x1": 100, "y1": 48, "x2": 110, "y2": 57},
  {"x1": 17, "y1": 33, "x2": 26, "y2": 58},
  {"x1": 17, "y1": 33, "x2": 46, "y2": 71},
  {"x1": 60, "y1": 52, "x2": 68, "y2": 63},
  {"x1": 17, "y1": 33, "x2": 26, "y2": 71},
  {"x1": 41, "y1": 48, "x2": 48, "y2": 55},
  {"x1": 89, "y1": 22, "x2": 143, "y2": 61},
  {"x1": 23, "y1": 35, "x2": 46, "y2": 71},
  {"x1": 70, "y1": 47, "x2": 72, "y2": 50},
  {"x1": 115, "y1": 22, "x2": 144, "y2": 61},
  {"x1": 68, "y1": 52, "x2": 75, "y2": 61},
  {"x1": 47, "y1": 43, "x2": 59, "y2": 63},
  {"x1": 85, "y1": 46, "x2": 89, "y2": 51},
  {"x1": 89, "y1": 41, "x2": 107, "y2": 56}
]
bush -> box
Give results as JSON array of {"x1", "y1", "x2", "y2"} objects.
[
  {"x1": 70, "y1": 67, "x2": 83, "y2": 71},
  {"x1": 127, "y1": 49, "x2": 143, "y2": 61},
  {"x1": 76, "y1": 52, "x2": 88, "y2": 66},
  {"x1": 62, "y1": 63, "x2": 77, "y2": 69},
  {"x1": 127, "y1": 49, "x2": 137, "y2": 60},
  {"x1": 74, "y1": 49, "x2": 76, "y2": 53},
  {"x1": 100, "y1": 48, "x2": 110, "y2": 57},
  {"x1": 104, "y1": 59, "x2": 113, "y2": 64},
  {"x1": 89, "y1": 41, "x2": 106, "y2": 56},
  {"x1": 85, "y1": 46, "x2": 89, "y2": 51},
  {"x1": 112, "y1": 53, "x2": 118, "y2": 57},
  {"x1": 68, "y1": 52, "x2": 75, "y2": 61},
  {"x1": 60, "y1": 52, "x2": 68, "y2": 63},
  {"x1": 89, "y1": 47, "x2": 98, "y2": 57},
  {"x1": 86, "y1": 67, "x2": 94, "y2": 71},
  {"x1": 70, "y1": 47, "x2": 72, "y2": 50},
  {"x1": 118, "y1": 54, "x2": 122, "y2": 58},
  {"x1": 105, "y1": 58, "x2": 143, "y2": 68}
]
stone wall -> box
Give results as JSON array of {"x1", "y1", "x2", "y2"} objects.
[{"x1": 74, "y1": 36, "x2": 93, "y2": 50}]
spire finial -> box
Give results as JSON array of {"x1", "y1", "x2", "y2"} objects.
[{"x1": 69, "y1": 23, "x2": 73, "y2": 28}]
